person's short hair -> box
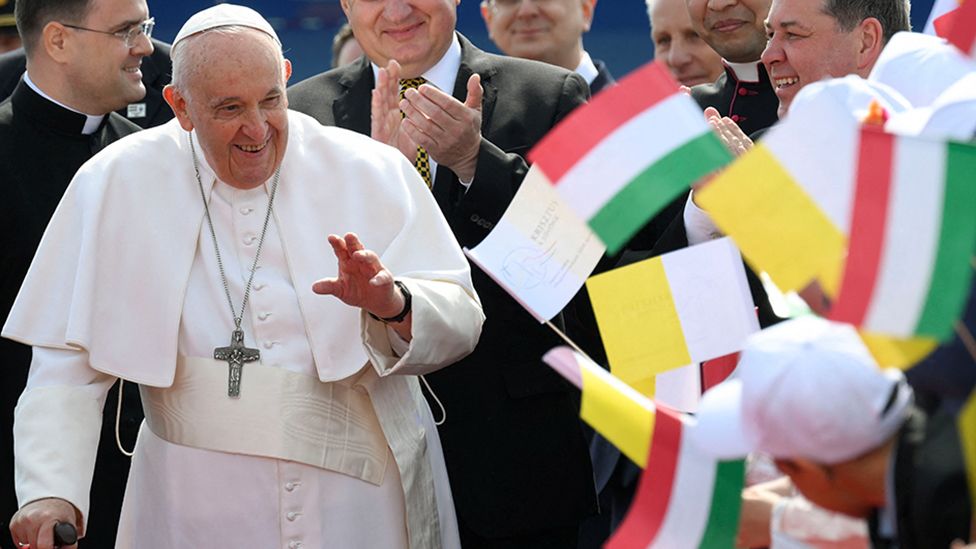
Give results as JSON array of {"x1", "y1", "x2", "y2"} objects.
[
  {"x1": 15, "y1": 0, "x2": 92, "y2": 55},
  {"x1": 331, "y1": 22, "x2": 355, "y2": 69},
  {"x1": 822, "y1": 0, "x2": 911, "y2": 45}
]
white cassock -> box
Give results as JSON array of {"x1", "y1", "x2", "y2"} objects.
[{"x1": 4, "y1": 111, "x2": 484, "y2": 549}]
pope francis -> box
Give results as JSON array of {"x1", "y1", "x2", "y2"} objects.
[{"x1": 5, "y1": 5, "x2": 483, "y2": 549}]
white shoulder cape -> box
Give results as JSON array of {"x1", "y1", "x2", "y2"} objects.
[{"x1": 3, "y1": 111, "x2": 478, "y2": 386}]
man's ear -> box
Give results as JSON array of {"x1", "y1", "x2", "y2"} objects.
[
  {"x1": 480, "y1": 2, "x2": 495, "y2": 38},
  {"x1": 283, "y1": 58, "x2": 293, "y2": 83},
  {"x1": 582, "y1": 0, "x2": 597, "y2": 32},
  {"x1": 41, "y1": 22, "x2": 72, "y2": 64},
  {"x1": 856, "y1": 17, "x2": 884, "y2": 73},
  {"x1": 163, "y1": 85, "x2": 194, "y2": 132}
]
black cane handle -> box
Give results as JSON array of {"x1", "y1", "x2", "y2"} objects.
[{"x1": 52, "y1": 522, "x2": 77, "y2": 547}]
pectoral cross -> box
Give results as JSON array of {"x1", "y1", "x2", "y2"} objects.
[{"x1": 214, "y1": 329, "x2": 260, "y2": 397}]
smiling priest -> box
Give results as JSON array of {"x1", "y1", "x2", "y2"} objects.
[{"x1": 4, "y1": 5, "x2": 483, "y2": 549}]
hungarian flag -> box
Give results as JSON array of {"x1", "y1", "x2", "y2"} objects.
[
  {"x1": 946, "y1": 0, "x2": 976, "y2": 56},
  {"x1": 830, "y1": 127, "x2": 976, "y2": 341},
  {"x1": 543, "y1": 347, "x2": 746, "y2": 548},
  {"x1": 925, "y1": 0, "x2": 966, "y2": 38},
  {"x1": 608, "y1": 403, "x2": 745, "y2": 549},
  {"x1": 528, "y1": 62, "x2": 732, "y2": 254}
]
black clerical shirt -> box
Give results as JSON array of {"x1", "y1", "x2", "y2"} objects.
[{"x1": 0, "y1": 81, "x2": 141, "y2": 549}]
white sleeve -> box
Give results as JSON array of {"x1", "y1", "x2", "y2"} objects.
[
  {"x1": 14, "y1": 346, "x2": 116, "y2": 530},
  {"x1": 362, "y1": 278, "x2": 484, "y2": 376},
  {"x1": 684, "y1": 191, "x2": 724, "y2": 246}
]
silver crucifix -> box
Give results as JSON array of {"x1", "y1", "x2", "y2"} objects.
[{"x1": 214, "y1": 329, "x2": 260, "y2": 397}]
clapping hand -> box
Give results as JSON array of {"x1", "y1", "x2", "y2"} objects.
[{"x1": 371, "y1": 60, "x2": 483, "y2": 182}]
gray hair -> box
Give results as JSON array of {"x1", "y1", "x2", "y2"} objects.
[
  {"x1": 822, "y1": 0, "x2": 911, "y2": 44},
  {"x1": 170, "y1": 25, "x2": 285, "y2": 97}
]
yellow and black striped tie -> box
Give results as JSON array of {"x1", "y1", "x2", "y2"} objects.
[{"x1": 399, "y1": 77, "x2": 433, "y2": 188}]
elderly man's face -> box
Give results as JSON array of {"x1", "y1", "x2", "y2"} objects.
[
  {"x1": 761, "y1": 0, "x2": 862, "y2": 117},
  {"x1": 341, "y1": 0, "x2": 460, "y2": 79},
  {"x1": 481, "y1": 0, "x2": 595, "y2": 70},
  {"x1": 62, "y1": 0, "x2": 153, "y2": 114},
  {"x1": 685, "y1": 0, "x2": 770, "y2": 63},
  {"x1": 651, "y1": 0, "x2": 724, "y2": 87},
  {"x1": 166, "y1": 30, "x2": 291, "y2": 190}
]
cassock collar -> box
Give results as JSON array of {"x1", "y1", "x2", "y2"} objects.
[
  {"x1": 574, "y1": 50, "x2": 599, "y2": 86},
  {"x1": 724, "y1": 60, "x2": 762, "y2": 83},
  {"x1": 370, "y1": 32, "x2": 462, "y2": 94},
  {"x1": 22, "y1": 73, "x2": 106, "y2": 135}
]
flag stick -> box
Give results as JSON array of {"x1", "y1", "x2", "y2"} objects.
[
  {"x1": 544, "y1": 320, "x2": 597, "y2": 364},
  {"x1": 954, "y1": 321, "x2": 976, "y2": 364}
]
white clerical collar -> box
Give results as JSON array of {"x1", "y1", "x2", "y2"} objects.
[
  {"x1": 371, "y1": 33, "x2": 462, "y2": 95},
  {"x1": 725, "y1": 60, "x2": 761, "y2": 83},
  {"x1": 23, "y1": 72, "x2": 106, "y2": 135},
  {"x1": 575, "y1": 50, "x2": 599, "y2": 86}
]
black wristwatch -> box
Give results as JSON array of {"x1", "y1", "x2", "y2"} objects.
[{"x1": 369, "y1": 280, "x2": 412, "y2": 323}]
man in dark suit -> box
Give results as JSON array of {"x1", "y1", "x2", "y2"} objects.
[
  {"x1": 0, "y1": 0, "x2": 155, "y2": 546},
  {"x1": 479, "y1": 0, "x2": 613, "y2": 94},
  {"x1": 288, "y1": 1, "x2": 597, "y2": 546},
  {"x1": 0, "y1": 37, "x2": 172, "y2": 128}
]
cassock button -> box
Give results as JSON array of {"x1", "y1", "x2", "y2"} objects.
[
  {"x1": 731, "y1": 114, "x2": 741, "y2": 122},
  {"x1": 258, "y1": 312, "x2": 271, "y2": 321},
  {"x1": 288, "y1": 542, "x2": 303, "y2": 549},
  {"x1": 285, "y1": 481, "x2": 296, "y2": 492},
  {"x1": 738, "y1": 87, "x2": 748, "y2": 96},
  {"x1": 240, "y1": 207, "x2": 253, "y2": 215},
  {"x1": 254, "y1": 283, "x2": 266, "y2": 291},
  {"x1": 264, "y1": 341, "x2": 276, "y2": 349},
  {"x1": 286, "y1": 511, "x2": 299, "y2": 521},
  {"x1": 244, "y1": 235, "x2": 257, "y2": 245}
]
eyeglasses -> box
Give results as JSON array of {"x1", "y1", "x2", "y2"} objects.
[{"x1": 62, "y1": 17, "x2": 154, "y2": 49}]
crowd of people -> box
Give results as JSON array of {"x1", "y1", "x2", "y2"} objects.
[{"x1": 0, "y1": 0, "x2": 972, "y2": 548}]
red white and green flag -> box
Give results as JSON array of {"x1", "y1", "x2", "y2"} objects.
[
  {"x1": 830, "y1": 127, "x2": 976, "y2": 340},
  {"x1": 528, "y1": 62, "x2": 733, "y2": 254},
  {"x1": 924, "y1": 0, "x2": 966, "y2": 37},
  {"x1": 608, "y1": 404, "x2": 745, "y2": 549},
  {"x1": 946, "y1": 0, "x2": 976, "y2": 57},
  {"x1": 543, "y1": 347, "x2": 745, "y2": 548}
]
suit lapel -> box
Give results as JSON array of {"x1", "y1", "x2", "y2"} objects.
[{"x1": 332, "y1": 57, "x2": 374, "y2": 134}]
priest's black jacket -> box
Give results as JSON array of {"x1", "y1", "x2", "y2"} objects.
[
  {"x1": 690, "y1": 62, "x2": 780, "y2": 136},
  {"x1": 0, "y1": 38, "x2": 173, "y2": 129},
  {"x1": 288, "y1": 34, "x2": 598, "y2": 540},
  {"x1": 0, "y1": 81, "x2": 142, "y2": 548}
]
